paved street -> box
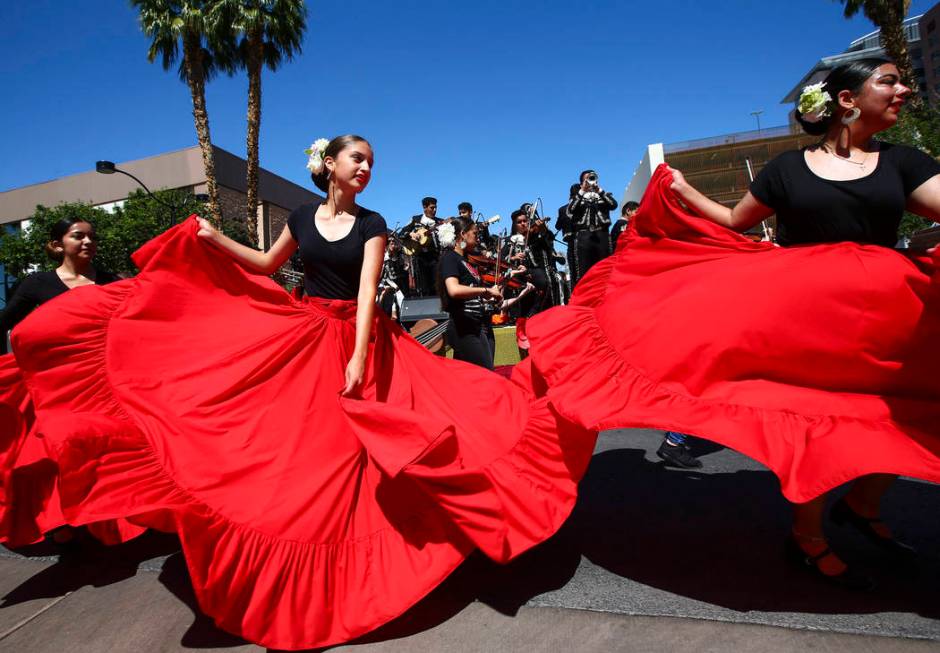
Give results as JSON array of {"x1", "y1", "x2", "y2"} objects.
[{"x1": 1, "y1": 428, "x2": 937, "y2": 651}]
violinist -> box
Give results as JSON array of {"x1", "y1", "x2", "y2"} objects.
[
  {"x1": 501, "y1": 208, "x2": 559, "y2": 358},
  {"x1": 398, "y1": 196, "x2": 442, "y2": 296},
  {"x1": 459, "y1": 201, "x2": 494, "y2": 250},
  {"x1": 436, "y1": 216, "x2": 502, "y2": 369},
  {"x1": 378, "y1": 231, "x2": 408, "y2": 320},
  {"x1": 513, "y1": 206, "x2": 565, "y2": 309}
]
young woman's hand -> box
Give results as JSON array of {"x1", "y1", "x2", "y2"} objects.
[
  {"x1": 485, "y1": 285, "x2": 503, "y2": 301},
  {"x1": 667, "y1": 166, "x2": 688, "y2": 194},
  {"x1": 342, "y1": 354, "x2": 366, "y2": 397},
  {"x1": 196, "y1": 217, "x2": 219, "y2": 241}
]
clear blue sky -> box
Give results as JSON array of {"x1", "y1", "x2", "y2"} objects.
[{"x1": 2, "y1": 1, "x2": 937, "y2": 232}]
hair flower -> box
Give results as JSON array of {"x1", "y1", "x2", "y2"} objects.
[
  {"x1": 304, "y1": 138, "x2": 330, "y2": 175},
  {"x1": 798, "y1": 82, "x2": 832, "y2": 123},
  {"x1": 437, "y1": 222, "x2": 456, "y2": 248}
]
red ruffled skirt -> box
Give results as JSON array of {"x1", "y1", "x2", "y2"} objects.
[
  {"x1": 0, "y1": 355, "x2": 143, "y2": 546},
  {"x1": 525, "y1": 165, "x2": 940, "y2": 503},
  {"x1": 7, "y1": 217, "x2": 595, "y2": 650}
]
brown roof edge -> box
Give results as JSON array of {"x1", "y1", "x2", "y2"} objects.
[{"x1": 0, "y1": 145, "x2": 321, "y2": 225}]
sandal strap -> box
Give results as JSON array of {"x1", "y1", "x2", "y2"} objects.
[{"x1": 806, "y1": 547, "x2": 835, "y2": 565}]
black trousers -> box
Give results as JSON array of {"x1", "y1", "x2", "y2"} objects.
[
  {"x1": 412, "y1": 254, "x2": 438, "y2": 297},
  {"x1": 568, "y1": 229, "x2": 611, "y2": 288},
  {"x1": 447, "y1": 319, "x2": 495, "y2": 370}
]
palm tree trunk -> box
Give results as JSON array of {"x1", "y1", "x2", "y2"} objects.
[
  {"x1": 873, "y1": 4, "x2": 923, "y2": 110},
  {"x1": 245, "y1": 31, "x2": 263, "y2": 247},
  {"x1": 183, "y1": 32, "x2": 223, "y2": 226}
]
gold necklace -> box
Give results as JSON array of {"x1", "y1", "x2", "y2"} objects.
[{"x1": 823, "y1": 143, "x2": 873, "y2": 167}]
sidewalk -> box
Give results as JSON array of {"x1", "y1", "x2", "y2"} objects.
[
  {"x1": 0, "y1": 555, "x2": 935, "y2": 653},
  {"x1": 3, "y1": 428, "x2": 937, "y2": 652}
]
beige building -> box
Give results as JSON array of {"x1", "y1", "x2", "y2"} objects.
[
  {"x1": 0, "y1": 144, "x2": 321, "y2": 250},
  {"x1": 0, "y1": 144, "x2": 320, "y2": 313},
  {"x1": 622, "y1": 124, "x2": 817, "y2": 222}
]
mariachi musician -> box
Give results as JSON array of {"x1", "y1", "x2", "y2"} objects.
[
  {"x1": 378, "y1": 231, "x2": 409, "y2": 320},
  {"x1": 398, "y1": 196, "x2": 443, "y2": 296},
  {"x1": 502, "y1": 205, "x2": 565, "y2": 357}
]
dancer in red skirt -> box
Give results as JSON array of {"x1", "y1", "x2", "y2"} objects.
[
  {"x1": 525, "y1": 58, "x2": 940, "y2": 589},
  {"x1": 5, "y1": 134, "x2": 594, "y2": 650},
  {"x1": 0, "y1": 217, "x2": 140, "y2": 547}
]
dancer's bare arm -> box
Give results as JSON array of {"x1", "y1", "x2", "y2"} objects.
[
  {"x1": 906, "y1": 174, "x2": 940, "y2": 222},
  {"x1": 668, "y1": 167, "x2": 774, "y2": 232},
  {"x1": 343, "y1": 234, "x2": 386, "y2": 397},
  {"x1": 197, "y1": 218, "x2": 297, "y2": 275}
]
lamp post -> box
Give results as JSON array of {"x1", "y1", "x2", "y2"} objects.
[
  {"x1": 750, "y1": 110, "x2": 764, "y2": 134},
  {"x1": 95, "y1": 160, "x2": 182, "y2": 228}
]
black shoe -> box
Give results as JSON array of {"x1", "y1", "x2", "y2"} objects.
[
  {"x1": 656, "y1": 439, "x2": 702, "y2": 469},
  {"x1": 830, "y1": 497, "x2": 916, "y2": 563},
  {"x1": 45, "y1": 526, "x2": 82, "y2": 556},
  {"x1": 784, "y1": 535, "x2": 875, "y2": 591}
]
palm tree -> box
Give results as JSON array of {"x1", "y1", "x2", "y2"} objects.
[
  {"x1": 213, "y1": 0, "x2": 306, "y2": 245},
  {"x1": 838, "y1": 0, "x2": 922, "y2": 109},
  {"x1": 131, "y1": 0, "x2": 224, "y2": 225}
]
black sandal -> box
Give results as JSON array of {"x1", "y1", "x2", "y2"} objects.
[
  {"x1": 831, "y1": 497, "x2": 916, "y2": 562},
  {"x1": 784, "y1": 535, "x2": 874, "y2": 591}
]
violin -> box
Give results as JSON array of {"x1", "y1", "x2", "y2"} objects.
[
  {"x1": 465, "y1": 252, "x2": 497, "y2": 271},
  {"x1": 481, "y1": 271, "x2": 523, "y2": 290}
]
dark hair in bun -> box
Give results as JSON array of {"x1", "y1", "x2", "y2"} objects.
[
  {"x1": 45, "y1": 216, "x2": 95, "y2": 262},
  {"x1": 309, "y1": 134, "x2": 370, "y2": 193},
  {"x1": 451, "y1": 215, "x2": 475, "y2": 238},
  {"x1": 795, "y1": 57, "x2": 892, "y2": 136}
]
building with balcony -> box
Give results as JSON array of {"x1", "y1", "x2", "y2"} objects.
[
  {"x1": 782, "y1": 13, "x2": 929, "y2": 107},
  {"x1": 623, "y1": 124, "x2": 819, "y2": 223},
  {"x1": 920, "y1": 3, "x2": 940, "y2": 101}
]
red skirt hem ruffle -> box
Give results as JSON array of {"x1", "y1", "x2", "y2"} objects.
[
  {"x1": 527, "y1": 302, "x2": 940, "y2": 503},
  {"x1": 10, "y1": 219, "x2": 596, "y2": 650},
  {"x1": 526, "y1": 164, "x2": 940, "y2": 504},
  {"x1": 0, "y1": 354, "x2": 144, "y2": 547}
]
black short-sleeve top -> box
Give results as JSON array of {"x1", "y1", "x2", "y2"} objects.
[
  {"x1": 439, "y1": 250, "x2": 486, "y2": 326},
  {"x1": 749, "y1": 142, "x2": 940, "y2": 247},
  {"x1": 0, "y1": 269, "x2": 120, "y2": 333},
  {"x1": 287, "y1": 202, "x2": 387, "y2": 300}
]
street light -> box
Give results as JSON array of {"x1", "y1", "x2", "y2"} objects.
[
  {"x1": 95, "y1": 160, "x2": 182, "y2": 227},
  {"x1": 750, "y1": 110, "x2": 764, "y2": 134}
]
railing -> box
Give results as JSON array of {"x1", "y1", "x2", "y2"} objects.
[{"x1": 664, "y1": 125, "x2": 800, "y2": 154}]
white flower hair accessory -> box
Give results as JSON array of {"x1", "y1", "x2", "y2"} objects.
[
  {"x1": 304, "y1": 138, "x2": 330, "y2": 175},
  {"x1": 437, "y1": 222, "x2": 456, "y2": 248},
  {"x1": 798, "y1": 82, "x2": 832, "y2": 123}
]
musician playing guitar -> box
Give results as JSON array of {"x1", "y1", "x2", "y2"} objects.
[{"x1": 397, "y1": 196, "x2": 443, "y2": 296}]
